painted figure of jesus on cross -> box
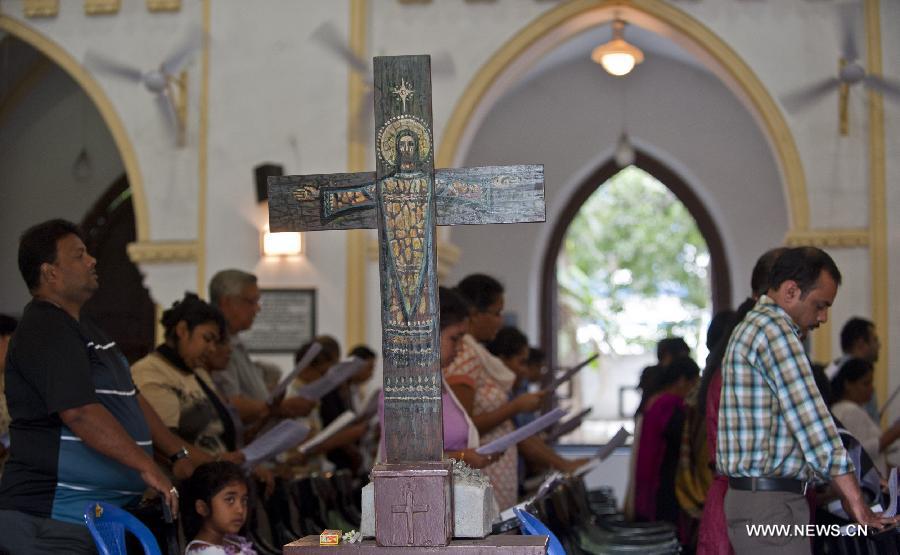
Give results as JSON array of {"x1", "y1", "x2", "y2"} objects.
[{"x1": 269, "y1": 55, "x2": 544, "y2": 546}]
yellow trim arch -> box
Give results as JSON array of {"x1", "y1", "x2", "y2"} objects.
[
  {"x1": 437, "y1": 0, "x2": 809, "y2": 231},
  {"x1": 0, "y1": 14, "x2": 149, "y2": 241}
]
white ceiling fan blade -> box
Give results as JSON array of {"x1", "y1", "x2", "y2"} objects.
[
  {"x1": 154, "y1": 92, "x2": 179, "y2": 137},
  {"x1": 430, "y1": 51, "x2": 456, "y2": 78},
  {"x1": 781, "y1": 78, "x2": 840, "y2": 112},
  {"x1": 311, "y1": 21, "x2": 370, "y2": 75},
  {"x1": 84, "y1": 50, "x2": 144, "y2": 83},
  {"x1": 349, "y1": 88, "x2": 374, "y2": 144},
  {"x1": 863, "y1": 75, "x2": 900, "y2": 100},
  {"x1": 837, "y1": 1, "x2": 861, "y2": 62},
  {"x1": 161, "y1": 26, "x2": 204, "y2": 76}
]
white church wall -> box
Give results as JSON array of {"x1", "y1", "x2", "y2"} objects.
[
  {"x1": 674, "y1": 1, "x2": 870, "y2": 229},
  {"x1": 205, "y1": 1, "x2": 352, "y2": 365},
  {"x1": 0, "y1": 66, "x2": 124, "y2": 315},
  {"x1": 369, "y1": 0, "x2": 552, "y2": 160},
  {"x1": 447, "y1": 55, "x2": 788, "y2": 342},
  {"x1": 823, "y1": 247, "x2": 872, "y2": 364},
  {"x1": 881, "y1": 0, "x2": 900, "y2": 424}
]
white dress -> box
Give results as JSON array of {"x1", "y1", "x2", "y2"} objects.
[{"x1": 185, "y1": 535, "x2": 257, "y2": 555}]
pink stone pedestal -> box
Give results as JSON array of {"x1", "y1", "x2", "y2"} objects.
[
  {"x1": 283, "y1": 535, "x2": 548, "y2": 554},
  {"x1": 372, "y1": 461, "x2": 453, "y2": 547}
]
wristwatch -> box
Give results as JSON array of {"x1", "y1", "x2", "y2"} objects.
[{"x1": 169, "y1": 447, "x2": 190, "y2": 464}]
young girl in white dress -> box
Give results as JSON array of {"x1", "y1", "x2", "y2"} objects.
[{"x1": 181, "y1": 461, "x2": 257, "y2": 555}]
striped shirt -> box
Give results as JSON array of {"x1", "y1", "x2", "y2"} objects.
[
  {"x1": 0, "y1": 301, "x2": 150, "y2": 524},
  {"x1": 716, "y1": 295, "x2": 852, "y2": 482}
]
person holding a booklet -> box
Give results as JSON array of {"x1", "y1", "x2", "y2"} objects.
[
  {"x1": 377, "y1": 287, "x2": 500, "y2": 470},
  {"x1": 209, "y1": 270, "x2": 316, "y2": 425},
  {"x1": 132, "y1": 293, "x2": 245, "y2": 465},
  {"x1": 487, "y1": 326, "x2": 589, "y2": 483},
  {"x1": 830, "y1": 358, "x2": 900, "y2": 476},
  {"x1": 437, "y1": 287, "x2": 500, "y2": 470},
  {"x1": 319, "y1": 344, "x2": 376, "y2": 472},
  {"x1": 633, "y1": 356, "x2": 699, "y2": 533},
  {"x1": 445, "y1": 274, "x2": 547, "y2": 510},
  {"x1": 279, "y1": 336, "x2": 368, "y2": 478}
]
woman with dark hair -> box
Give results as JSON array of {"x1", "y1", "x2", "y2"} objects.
[
  {"x1": 487, "y1": 326, "x2": 588, "y2": 481},
  {"x1": 377, "y1": 287, "x2": 499, "y2": 469},
  {"x1": 830, "y1": 358, "x2": 900, "y2": 475},
  {"x1": 132, "y1": 293, "x2": 243, "y2": 465},
  {"x1": 445, "y1": 275, "x2": 545, "y2": 509},
  {"x1": 634, "y1": 356, "x2": 699, "y2": 527}
]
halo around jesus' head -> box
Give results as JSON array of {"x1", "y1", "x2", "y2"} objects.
[{"x1": 377, "y1": 115, "x2": 432, "y2": 168}]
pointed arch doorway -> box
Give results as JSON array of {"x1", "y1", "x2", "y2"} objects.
[{"x1": 541, "y1": 151, "x2": 730, "y2": 443}]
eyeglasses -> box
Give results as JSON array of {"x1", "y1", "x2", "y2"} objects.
[{"x1": 238, "y1": 296, "x2": 261, "y2": 306}]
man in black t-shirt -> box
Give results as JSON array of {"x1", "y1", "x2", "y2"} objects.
[{"x1": 0, "y1": 219, "x2": 196, "y2": 555}]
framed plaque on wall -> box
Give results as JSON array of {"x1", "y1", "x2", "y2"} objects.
[{"x1": 241, "y1": 288, "x2": 316, "y2": 353}]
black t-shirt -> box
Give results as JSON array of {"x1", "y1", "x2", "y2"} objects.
[{"x1": 0, "y1": 300, "x2": 151, "y2": 524}]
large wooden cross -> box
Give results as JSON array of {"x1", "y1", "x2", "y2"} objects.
[
  {"x1": 269, "y1": 55, "x2": 543, "y2": 545},
  {"x1": 269, "y1": 54, "x2": 543, "y2": 461}
]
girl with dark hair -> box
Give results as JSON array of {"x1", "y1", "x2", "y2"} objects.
[
  {"x1": 634, "y1": 356, "x2": 699, "y2": 527},
  {"x1": 181, "y1": 461, "x2": 256, "y2": 554},
  {"x1": 487, "y1": 326, "x2": 589, "y2": 482},
  {"x1": 830, "y1": 358, "x2": 900, "y2": 475},
  {"x1": 132, "y1": 293, "x2": 243, "y2": 466}
]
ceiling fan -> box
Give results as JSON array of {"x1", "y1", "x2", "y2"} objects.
[
  {"x1": 781, "y1": 2, "x2": 900, "y2": 135},
  {"x1": 310, "y1": 21, "x2": 455, "y2": 144},
  {"x1": 84, "y1": 28, "x2": 204, "y2": 147}
]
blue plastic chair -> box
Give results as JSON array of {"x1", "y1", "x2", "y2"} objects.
[
  {"x1": 514, "y1": 507, "x2": 566, "y2": 555},
  {"x1": 83, "y1": 502, "x2": 162, "y2": 555}
]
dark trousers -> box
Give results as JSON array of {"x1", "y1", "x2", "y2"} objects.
[
  {"x1": 724, "y1": 488, "x2": 810, "y2": 554},
  {"x1": 0, "y1": 509, "x2": 97, "y2": 554}
]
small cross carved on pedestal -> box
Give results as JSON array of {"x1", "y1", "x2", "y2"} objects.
[{"x1": 390, "y1": 483, "x2": 429, "y2": 545}]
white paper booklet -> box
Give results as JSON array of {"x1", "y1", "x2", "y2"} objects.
[
  {"x1": 299, "y1": 410, "x2": 356, "y2": 454},
  {"x1": 546, "y1": 408, "x2": 592, "y2": 442},
  {"x1": 241, "y1": 419, "x2": 310, "y2": 469},
  {"x1": 293, "y1": 357, "x2": 366, "y2": 401},
  {"x1": 354, "y1": 387, "x2": 382, "y2": 423},
  {"x1": 884, "y1": 467, "x2": 898, "y2": 518},
  {"x1": 267, "y1": 342, "x2": 323, "y2": 404},
  {"x1": 574, "y1": 426, "x2": 631, "y2": 477},
  {"x1": 476, "y1": 408, "x2": 567, "y2": 455},
  {"x1": 544, "y1": 353, "x2": 599, "y2": 392}
]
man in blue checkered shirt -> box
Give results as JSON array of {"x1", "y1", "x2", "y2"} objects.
[{"x1": 717, "y1": 247, "x2": 896, "y2": 553}]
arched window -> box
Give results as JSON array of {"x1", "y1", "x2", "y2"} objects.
[{"x1": 541, "y1": 152, "x2": 730, "y2": 443}]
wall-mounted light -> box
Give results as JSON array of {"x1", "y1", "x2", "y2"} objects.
[
  {"x1": 592, "y1": 20, "x2": 644, "y2": 77},
  {"x1": 262, "y1": 226, "x2": 303, "y2": 257}
]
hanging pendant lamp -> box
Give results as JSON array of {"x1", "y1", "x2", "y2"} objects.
[{"x1": 592, "y1": 20, "x2": 644, "y2": 77}]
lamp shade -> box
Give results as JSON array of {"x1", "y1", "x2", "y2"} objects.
[{"x1": 592, "y1": 20, "x2": 644, "y2": 77}]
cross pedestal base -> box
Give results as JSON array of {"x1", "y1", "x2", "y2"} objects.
[
  {"x1": 282, "y1": 535, "x2": 548, "y2": 554},
  {"x1": 372, "y1": 461, "x2": 452, "y2": 547}
]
